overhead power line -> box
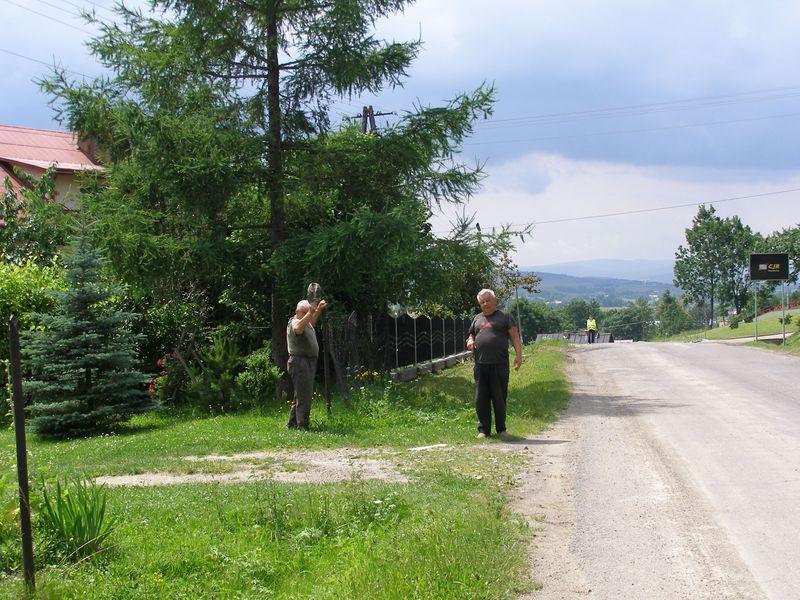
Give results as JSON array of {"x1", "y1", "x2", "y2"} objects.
[
  {"x1": 32, "y1": 0, "x2": 84, "y2": 19},
  {"x1": 464, "y1": 111, "x2": 800, "y2": 146},
  {"x1": 525, "y1": 187, "x2": 800, "y2": 226},
  {"x1": 0, "y1": 47, "x2": 92, "y2": 79},
  {"x1": 476, "y1": 85, "x2": 800, "y2": 128},
  {"x1": 51, "y1": 0, "x2": 116, "y2": 17},
  {"x1": 0, "y1": 0, "x2": 94, "y2": 33},
  {"x1": 431, "y1": 187, "x2": 800, "y2": 236}
]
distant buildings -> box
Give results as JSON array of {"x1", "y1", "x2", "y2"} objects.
[{"x1": 0, "y1": 123, "x2": 102, "y2": 210}]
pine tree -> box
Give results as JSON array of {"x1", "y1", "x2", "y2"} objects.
[{"x1": 22, "y1": 235, "x2": 151, "y2": 438}]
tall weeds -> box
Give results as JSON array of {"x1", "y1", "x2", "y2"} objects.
[{"x1": 38, "y1": 478, "x2": 115, "y2": 561}]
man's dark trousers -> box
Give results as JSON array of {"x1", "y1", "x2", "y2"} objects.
[
  {"x1": 587, "y1": 330, "x2": 596, "y2": 344},
  {"x1": 473, "y1": 362, "x2": 508, "y2": 435},
  {"x1": 287, "y1": 355, "x2": 317, "y2": 429}
]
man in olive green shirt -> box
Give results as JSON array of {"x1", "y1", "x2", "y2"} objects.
[{"x1": 286, "y1": 298, "x2": 326, "y2": 430}]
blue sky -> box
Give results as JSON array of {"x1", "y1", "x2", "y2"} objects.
[{"x1": 2, "y1": 0, "x2": 799, "y2": 267}]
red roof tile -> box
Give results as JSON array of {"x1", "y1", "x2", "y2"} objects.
[
  {"x1": 0, "y1": 124, "x2": 102, "y2": 172},
  {"x1": 0, "y1": 162, "x2": 28, "y2": 195}
]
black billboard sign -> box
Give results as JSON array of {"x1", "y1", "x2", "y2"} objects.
[{"x1": 749, "y1": 253, "x2": 789, "y2": 281}]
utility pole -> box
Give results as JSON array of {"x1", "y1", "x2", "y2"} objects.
[{"x1": 359, "y1": 106, "x2": 394, "y2": 134}]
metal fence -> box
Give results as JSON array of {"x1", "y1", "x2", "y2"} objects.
[
  {"x1": 386, "y1": 315, "x2": 470, "y2": 368},
  {"x1": 319, "y1": 312, "x2": 471, "y2": 395},
  {"x1": 535, "y1": 332, "x2": 614, "y2": 344}
]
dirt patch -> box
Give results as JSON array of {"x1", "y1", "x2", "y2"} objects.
[
  {"x1": 502, "y1": 406, "x2": 590, "y2": 598},
  {"x1": 96, "y1": 448, "x2": 408, "y2": 487}
]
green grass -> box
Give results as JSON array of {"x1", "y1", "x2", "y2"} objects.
[
  {"x1": 666, "y1": 308, "x2": 800, "y2": 342},
  {"x1": 18, "y1": 479, "x2": 530, "y2": 599},
  {"x1": 0, "y1": 343, "x2": 568, "y2": 479},
  {"x1": 0, "y1": 342, "x2": 568, "y2": 598},
  {"x1": 746, "y1": 328, "x2": 800, "y2": 356}
]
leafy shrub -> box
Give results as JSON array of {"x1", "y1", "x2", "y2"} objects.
[
  {"x1": 149, "y1": 352, "x2": 188, "y2": 407},
  {"x1": 0, "y1": 259, "x2": 64, "y2": 420},
  {"x1": 0, "y1": 470, "x2": 21, "y2": 574},
  {"x1": 185, "y1": 330, "x2": 244, "y2": 412},
  {"x1": 38, "y1": 478, "x2": 115, "y2": 562},
  {"x1": 136, "y1": 296, "x2": 207, "y2": 371},
  {"x1": 236, "y1": 345, "x2": 282, "y2": 406},
  {"x1": 0, "y1": 260, "x2": 63, "y2": 333}
]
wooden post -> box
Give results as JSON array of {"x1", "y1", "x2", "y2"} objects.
[
  {"x1": 8, "y1": 315, "x2": 35, "y2": 591},
  {"x1": 323, "y1": 344, "x2": 331, "y2": 415}
]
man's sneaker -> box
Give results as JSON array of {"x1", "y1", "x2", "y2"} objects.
[
  {"x1": 476, "y1": 432, "x2": 487, "y2": 439},
  {"x1": 498, "y1": 431, "x2": 512, "y2": 441}
]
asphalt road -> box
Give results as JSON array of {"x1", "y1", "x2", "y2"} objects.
[{"x1": 527, "y1": 341, "x2": 799, "y2": 599}]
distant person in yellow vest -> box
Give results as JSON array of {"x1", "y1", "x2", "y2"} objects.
[{"x1": 586, "y1": 315, "x2": 598, "y2": 344}]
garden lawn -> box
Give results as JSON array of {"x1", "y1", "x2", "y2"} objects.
[
  {"x1": 747, "y1": 329, "x2": 800, "y2": 357},
  {"x1": 0, "y1": 341, "x2": 568, "y2": 599},
  {"x1": 666, "y1": 308, "x2": 800, "y2": 342}
]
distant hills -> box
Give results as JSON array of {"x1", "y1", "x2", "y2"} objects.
[
  {"x1": 525, "y1": 258, "x2": 675, "y2": 285},
  {"x1": 519, "y1": 259, "x2": 680, "y2": 306}
]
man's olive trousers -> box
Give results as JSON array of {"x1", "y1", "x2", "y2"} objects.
[{"x1": 287, "y1": 355, "x2": 317, "y2": 430}]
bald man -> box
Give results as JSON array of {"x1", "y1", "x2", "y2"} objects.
[
  {"x1": 466, "y1": 289, "x2": 523, "y2": 439},
  {"x1": 286, "y1": 298, "x2": 326, "y2": 430}
]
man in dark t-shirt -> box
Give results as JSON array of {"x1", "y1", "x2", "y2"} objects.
[{"x1": 466, "y1": 289, "x2": 523, "y2": 439}]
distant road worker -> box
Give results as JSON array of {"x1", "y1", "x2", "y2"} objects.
[{"x1": 586, "y1": 315, "x2": 598, "y2": 344}]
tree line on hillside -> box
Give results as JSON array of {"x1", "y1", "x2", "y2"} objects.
[
  {"x1": 674, "y1": 205, "x2": 799, "y2": 327},
  {"x1": 1, "y1": 1, "x2": 536, "y2": 439},
  {"x1": 507, "y1": 291, "x2": 696, "y2": 343},
  {"x1": 506, "y1": 204, "x2": 799, "y2": 343}
]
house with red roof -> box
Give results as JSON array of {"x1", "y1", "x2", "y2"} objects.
[{"x1": 0, "y1": 123, "x2": 103, "y2": 211}]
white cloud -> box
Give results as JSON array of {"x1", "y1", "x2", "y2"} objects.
[{"x1": 431, "y1": 152, "x2": 800, "y2": 265}]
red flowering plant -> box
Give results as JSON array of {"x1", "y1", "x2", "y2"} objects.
[{"x1": 148, "y1": 352, "x2": 187, "y2": 406}]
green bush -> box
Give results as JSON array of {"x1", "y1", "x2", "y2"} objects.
[
  {"x1": 0, "y1": 259, "x2": 64, "y2": 350},
  {"x1": 185, "y1": 330, "x2": 245, "y2": 412},
  {"x1": 236, "y1": 345, "x2": 282, "y2": 406},
  {"x1": 0, "y1": 259, "x2": 64, "y2": 420},
  {"x1": 38, "y1": 478, "x2": 115, "y2": 562},
  {"x1": 0, "y1": 470, "x2": 21, "y2": 574},
  {"x1": 136, "y1": 296, "x2": 207, "y2": 372}
]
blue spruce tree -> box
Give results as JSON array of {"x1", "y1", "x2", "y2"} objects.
[{"x1": 22, "y1": 235, "x2": 151, "y2": 437}]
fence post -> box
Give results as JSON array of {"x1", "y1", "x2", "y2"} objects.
[
  {"x1": 754, "y1": 282, "x2": 759, "y2": 341},
  {"x1": 782, "y1": 281, "x2": 787, "y2": 346},
  {"x1": 412, "y1": 316, "x2": 417, "y2": 367},
  {"x1": 8, "y1": 315, "x2": 35, "y2": 591},
  {"x1": 323, "y1": 346, "x2": 331, "y2": 415},
  {"x1": 428, "y1": 316, "x2": 433, "y2": 368}
]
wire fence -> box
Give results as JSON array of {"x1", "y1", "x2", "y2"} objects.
[{"x1": 319, "y1": 312, "x2": 471, "y2": 396}]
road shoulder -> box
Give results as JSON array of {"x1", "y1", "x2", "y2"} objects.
[{"x1": 508, "y1": 346, "x2": 765, "y2": 599}]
